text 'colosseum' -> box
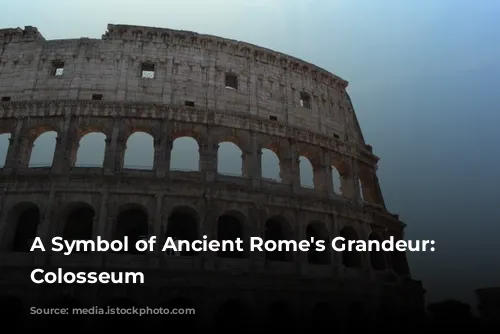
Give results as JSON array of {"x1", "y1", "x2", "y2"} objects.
[{"x1": 0, "y1": 24, "x2": 425, "y2": 331}]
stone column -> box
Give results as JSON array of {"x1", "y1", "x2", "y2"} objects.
[
  {"x1": 103, "y1": 123, "x2": 119, "y2": 173},
  {"x1": 316, "y1": 150, "x2": 334, "y2": 196},
  {"x1": 249, "y1": 131, "x2": 262, "y2": 188},
  {"x1": 3, "y1": 119, "x2": 24, "y2": 173},
  {"x1": 199, "y1": 134, "x2": 218, "y2": 182},
  {"x1": 348, "y1": 158, "x2": 362, "y2": 204},
  {"x1": 94, "y1": 191, "x2": 109, "y2": 240},
  {"x1": 154, "y1": 121, "x2": 170, "y2": 178},
  {"x1": 51, "y1": 114, "x2": 72, "y2": 174},
  {"x1": 154, "y1": 194, "x2": 163, "y2": 255},
  {"x1": 114, "y1": 137, "x2": 126, "y2": 171},
  {"x1": 331, "y1": 213, "x2": 342, "y2": 267},
  {"x1": 281, "y1": 140, "x2": 300, "y2": 191}
]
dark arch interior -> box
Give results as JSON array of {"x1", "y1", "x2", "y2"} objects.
[
  {"x1": 0, "y1": 295, "x2": 25, "y2": 323},
  {"x1": 346, "y1": 302, "x2": 368, "y2": 332},
  {"x1": 264, "y1": 218, "x2": 291, "y2": 262},
  {"x1": 267, "y1": 301, "x2": 294, "y2": 330},
  {"x1": 306, "y1": 223, "x2": 330, "y2": 264},
  {"x1": 369, "y1": 233, "x2": 386, "y2": 271},
  {"x1": 158, "y1": 298, "x2": 198, "y2": 330},
  {"x1": 340, "y1": 228, "x2": 361, "y2": 268},
  {"x1": 115, "y1": 208, "x2": 148, "y2": 254},
  {"x1": 166, "y1": 210, "x2": 198, "y2": 256},
  {"x1": 98, "y1": 298, "x2": 143, "y2": 330},
  {"x1": 215, "y1": 299, "x2": 248, "y2": 332},
  {"x1": 12, "y1": 206, "x2": 40, "y2": 252},
  {"x1": 375, "y1": 304, "x2": 398, "y2": 331},
  {"x1": 310, "y1": 302, "x2": 334, "y2": 330},
  {"x1": 63, "y1": 206, "x2": 95, "y2": 241},
  {"x1": 40, "y1": 296, "x2": 84, "y2": 331},
  {"x1": 217, "y1": 215, "x2": 244, "y2": 258},
  {"x1": 391, "y1": 250, "x2": 408, "y2": 275}
]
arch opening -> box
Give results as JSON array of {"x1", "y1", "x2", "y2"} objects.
[
  {"x1": 11, "y1": 204, "x2": 40, "y2": 252},
  {"x1": 306, "y1": 223, "x2": 330, "y2": 265},
  {"x1": 310, "y1": 302, "x2": 334, "y2": 330},
  {"x1": 340, "y1": 227, "x2": 362, "y2": 268},
  {"x1": 217, "y1": 214, "x2": 245, "y2": 259},
  {"x1": 0, "y1": 295, "x2": 25, "y2": 323},
  {"x1": 358, "y1": 178, "x2": 364, "y2": 201},
  {"x1": 166, "y1": 208, "x2": 198, "y2": 256},
  {"x1": 261, "y1": 148, "x2": 281, "y2": 182},
  {"x1": 215, "y1": 299, "x2": 248, "y2": 331},
  {"x1": 217, "y1": 141, "x2": 243, "y2": 176},
  {"x1": 264, "y1": 217, "x2": 292, "y2": 262},
  {"x1": 123, "y1": 131, "x2": 154, "y2": 170},
  {"x1": 391, "y1": 250, "x2": 409, "y2": 275},
  {"x1": 331, "y1": 166, "x2": 342, "y2": 194},
  {"x1": 170, "y1": 136, "x2": 199, "y2": 171},
  {"x1": 346, "y1": 302, "x2": 368, "y2": 332},
  {"x1": 0, "y1": 133, "x2": 11, "y2": 167},
  {"x1": 299, "y1": 155, "x2": 314, "y2": 188},
  {"x1": 29, "y1": 131, "x2": 57, "y2": 167},
  {"x1": 75, "y1": 132, "x2": 106, "y2": 167},
  {"x1": 62, "y1": 205, "x2": 95, "y2": 247},
  {"x1": 267, "y1": 301, "x2": 294, "y2": 330},
  {"x1": 114, "y1": 207, "x2": 149, "y2": 254}
]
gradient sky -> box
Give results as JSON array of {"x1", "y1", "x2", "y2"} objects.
[{"x1": 2, "y1": 0, "x2": 500, "y2": 307}]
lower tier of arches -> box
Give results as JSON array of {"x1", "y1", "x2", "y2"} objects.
[{"x1": 0, "y1": 268, "x2": 425, "y2": 332}]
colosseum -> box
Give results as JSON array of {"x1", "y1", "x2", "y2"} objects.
[{"x1": 0, "y1": 24, "x2": 425, "y2": 331}]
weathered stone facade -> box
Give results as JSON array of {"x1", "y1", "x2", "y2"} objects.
[{"x1": 0, "y1": 24, "x2": 424, "y2": 330}]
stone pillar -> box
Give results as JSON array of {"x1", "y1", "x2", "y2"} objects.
[
  {"x1": 154, "y1": 194, "x2": 163, "y2": 255},
  {"x1": 154, "y1": 121, "x2": 170, "y2": 178},
  {"x1": 35, "y1": 190, "x2": 56, "y2": 248},
  {"x1": 51, "y1": 114, "x2": 72, "y2": 174},
  {"x1": 103, "y1": 124, "x2": 119, "y2": 173},
  {"x1": 316, "y1": 150, "x2": 334, "y2": 196},
  {"x1": 349, "y1": 159, "x2": 362, "y2": 204},
  {"x1": 296, "y1": 212, "x2": 308, "y2": 265},
  {"x1": 94, "y1": 191, "x2": 109, "y2": 239},
  {"x1": 114, "y1": 137, "x2": 126, "y2": 171},
  {"x1": 331, "y1": 213, "x2": 342, "y2": 267},
  {"x1": 199, "y1": 134, "x2": 217, "y2": 182},
  {"x1": 3, "y1": 119, "x2": 24, "y2": 173},
  {"x1": 249, "y1": 131, "x2": 261, "y2": 188},
  {"x1": 281, "y1": 140, "x2": 300, "y2": 191}
]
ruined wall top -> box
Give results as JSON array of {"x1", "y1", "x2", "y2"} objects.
[
  {"x1": 0, "y1": 24, "x2": 370, "y2": 149},
  {"x1": 0, "y1": 26, "x2": 45, "y2": 43},
  {"x1": 102, "y1": 24, "x2": 349, "y2": 88}
]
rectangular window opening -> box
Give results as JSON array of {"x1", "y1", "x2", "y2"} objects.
[
  {"x1": 1, "y1": 96, "x2": 11, "y2": 102},
  {"x1": 141, "y1": 63, "x2": 155, "y2": 79},
  {"x1": 92, "y1": 94, "x2": 103, "y2": 101},
  {"x1": 269, "y1": 115, "x2": 278, "y2": 121},
  {"x1": 184, "y1": 100, "x2": 195, "y2": 107},
  {"x1": 300, "y1": 92, "x2": 311, "y2": 109},
  {"x1": 225, "y1": 73, "x2": 238, "y2": 90},
  {"x1": 52, "y1": 61, "x2": 64, "y2": 76}
]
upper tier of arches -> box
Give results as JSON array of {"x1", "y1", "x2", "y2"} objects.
[{"x1": 0, "y1": 112, "x2": 382, "y2": 205}]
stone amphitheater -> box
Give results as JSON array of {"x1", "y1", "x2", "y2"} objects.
[{"x1": 0, "y1": 24, "x2": 425, "y2": 331}]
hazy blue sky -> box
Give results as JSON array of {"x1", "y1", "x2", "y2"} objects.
[{"x1": 2, "y1": 0, "x2": 500, "y2": 306}]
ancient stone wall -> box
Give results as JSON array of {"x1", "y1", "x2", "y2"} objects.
[{"x1": 0, "y1": 25, "x2": 424, "y2": 330}]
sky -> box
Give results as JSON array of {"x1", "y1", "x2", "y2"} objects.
[{"x1": 1, "y1": 0, "x2": 500, "y2": 307}]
